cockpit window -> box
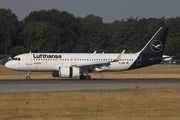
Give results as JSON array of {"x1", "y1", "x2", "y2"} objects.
[{"x1": 12, "y1": 58, "x2": 21, "y2": 61}]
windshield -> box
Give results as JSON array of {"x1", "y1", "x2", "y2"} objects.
[{"x1": 12, "y1": 58, "x2": 21, "y2": 61}]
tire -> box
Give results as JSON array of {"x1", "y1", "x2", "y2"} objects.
[
  {"x1": 80, "y1": 74, "x2": 85, "y2": 80},
  {"x1": 26, "y1": 76, "x2": 30, "y2": 80},
  {"x1": 85, "y1": 75, "x2": 91, "y2": 80}
]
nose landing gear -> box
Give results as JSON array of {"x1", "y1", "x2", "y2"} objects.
[{"x1": 26, "y1": 71, "x2": 31, "y2": 80}]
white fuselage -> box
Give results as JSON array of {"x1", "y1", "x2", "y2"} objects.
[{"x1": 5, "y1": 53, "x2": 139, "y2": 72}]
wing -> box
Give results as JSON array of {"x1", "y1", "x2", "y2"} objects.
[
  {"x1": 74, "y1": 50, "x2": 125, "y2": 71},
  {"x1": 54, "y1": 50, "x2": 125, "y2": 71},
  {"x1": 75, "y1": 61, "x2": 110, "y2": 68}
]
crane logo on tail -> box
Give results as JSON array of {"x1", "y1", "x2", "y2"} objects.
[{"x1": 150, "y1": 40, "x2": 163, "y2": 53}]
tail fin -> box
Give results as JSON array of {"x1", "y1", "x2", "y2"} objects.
[
  {"x1": 128, "y1": 27, "x2": 169, "y2": 70},
  {"x1": 139, "y1": 27, "x2": 169, "y2": 55}
]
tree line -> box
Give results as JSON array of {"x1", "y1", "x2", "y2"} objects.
[{"x1": 0, "y1": 8, "x2": 180, "y2": 59}]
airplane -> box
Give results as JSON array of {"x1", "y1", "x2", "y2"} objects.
[{"x1": 5, "y1": 27, "x2": 169, "y2": 80}]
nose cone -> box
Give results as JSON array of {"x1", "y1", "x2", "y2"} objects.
[
  {"x1": 5, "y1": 61, "x2": 12, "y2": 69},
  {"x1": 5, "y1": 61, "x2": 16, "y2": 70},
  {"x1": 5, "y1": 61, "x2": 21, "y2": 70}
]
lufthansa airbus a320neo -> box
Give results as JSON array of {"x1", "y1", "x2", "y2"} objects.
[{"x1": 5, "y1": 27, "x2": 169, "y2": 80}]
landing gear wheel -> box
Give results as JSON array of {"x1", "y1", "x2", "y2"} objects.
[
  {"x1": 85, "y1": 75, "x2": 91, "y2": 80},
  {"x1": 79, "y1": 70, "x2": 91, "y2": 80},
  {"x1": 26, "y1": 71, "x2": 31, "y2": 80},
  {"x1": 26, "y1": 76, "x2": 30, "y2": 80},
  {"x1": 80, "y1": 74, "x2": 85, "y2": 80}
]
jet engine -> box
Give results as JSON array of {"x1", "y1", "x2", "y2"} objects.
[{"x1": 52, "y1": 66, "x2": 79, "y2": 78}]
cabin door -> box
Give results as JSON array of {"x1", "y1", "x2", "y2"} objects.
[{"x1": 26, "y1": 54, "x2": 32, "y2": 65}]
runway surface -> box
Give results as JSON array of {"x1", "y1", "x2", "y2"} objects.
[{"x1": 0, "y1": 78, "x2": 180, "y2": 92}]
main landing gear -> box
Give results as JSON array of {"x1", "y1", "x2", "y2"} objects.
[
  {"x1": 26, "y1": 71, "x2": 31, "y2": 80},
  {"x1": 80, "y1": 71, "x2": 91, "y2": 80},
  {"x1": 80, "y1": 74, "x2": 91, "y2": 80}
]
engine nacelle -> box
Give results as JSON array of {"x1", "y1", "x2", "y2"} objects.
[{"x1": 52, "y1": 66, "x2": 79, "y2": 78}]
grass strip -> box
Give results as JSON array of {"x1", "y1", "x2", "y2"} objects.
[
  {"x1": 1, "y1": 65, "x2": 180, "y2": 79},
  {"x1": 0, "y1": 88, "x2": 180, "y2": 120}
]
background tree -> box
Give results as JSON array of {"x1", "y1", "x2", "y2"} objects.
[
  {"x1": 23, "y1": 9, "x2": 79, "y2": 52},
  {"x1": 74, "y1": 17, "x2": 88, "y2": 52},
  {"x1": 82, "y1": 14, "x2": 107, "y2": 52},
  {"x1": 0, "y1": 9, "x2": 20, "y2": 55},
  {"x1": 20, "y1": 22, "x2": 59, "y2": 53},
  {"x1": 1, "y1": 8, "x2": 180, "y2": 59},
  {"x1": 106, "y1": 20, "x2": 125, "y2": 52},
  {"x1": 10, "y1": 46, "x2": 25, "y2": 57}
]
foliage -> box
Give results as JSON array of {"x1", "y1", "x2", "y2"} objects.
[
  {"x1": 9, "y1": 46, "x2": 25, "y2": 57},
  {"x1": 0, "y1": 8, "x2": 180, "y2": 58},
  {"x1": 20, "y1": 22, "x2": 59, "y2": 53},
  {"x1": 0, "y1": 9, "x2": 20, "y2": 55}
]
